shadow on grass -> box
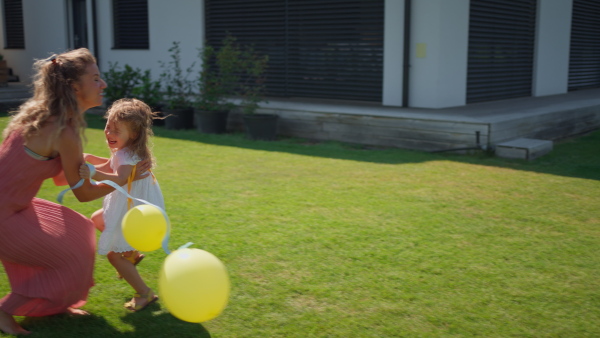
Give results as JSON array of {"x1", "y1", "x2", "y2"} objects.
[
  {"x1": 2, "y1": 111, "x2": 592, "y2": 182},
  {"x1": 80, "y1": 112, "x2": 600, "y2": 182},
  {"x1": 19, "y1": 303, "x2": 210, "y2": 337},
  {"x1": 121, "y1": 304, "x2": 211, "y2": 338}
]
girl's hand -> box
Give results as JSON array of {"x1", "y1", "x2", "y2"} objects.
[
  {"x1": 79, "y1": 163, "x2": 91, "y2": 180},
  {"x1": 134, "y1": 159, "x2": 152, "y2": 181}
]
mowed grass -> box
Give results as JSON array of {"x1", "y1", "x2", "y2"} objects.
[{"x1": 1, "y1": 113, "x2": 599, "y2": 337}]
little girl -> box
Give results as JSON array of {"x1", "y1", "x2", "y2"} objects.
[{"x1": 80, "y1": 98, "x2": 165, "y2": 312}]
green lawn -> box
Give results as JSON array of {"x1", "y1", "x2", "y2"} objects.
[{"x1": 1, "y1": 113, "x2": 599, "y2": 337}]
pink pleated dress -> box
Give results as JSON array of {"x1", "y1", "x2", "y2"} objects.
[{"x1": 0, "y1": 131, "x2": 96, "y2": 317}]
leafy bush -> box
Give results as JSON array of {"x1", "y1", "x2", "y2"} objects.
[
  {"x1": 195, "y1": 35, "x2": 240, "y2": 112},
  {"x1": 195, "y1": 34, "x2": 269, "y2": 115},
  {"x1": 159, "y1": 41, "x2": 195, "y2": 109},
  {"x1": 237, "y1": 42, "x2": 269, "y2": 115},
  {"x1": 131, "y1": 69, "x2": 162, "y2": 110},
  {"x1": 102, "y1": 62, "x2": 143, "y2": 104}
]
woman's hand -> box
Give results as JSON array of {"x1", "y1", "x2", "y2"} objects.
[{"x1": 134, "y1": 159, "x2": 152, "y2": 181}]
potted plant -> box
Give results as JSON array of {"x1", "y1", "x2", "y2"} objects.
[
  {"x1": 102, "y1": 62, "x2": 142, "y2": 106},
  {"x1": 237, "y1": 44, "x2": 273, "y2": 140},
  {"x1": 132, "y1": 69, "x2": 165, "y2": 126},
  {"x1": 159, "y1": 41, "x2": 196, "y2": 130},
  {"x1": 194, "y1": 35, "x2": 240, "y2": 134}
]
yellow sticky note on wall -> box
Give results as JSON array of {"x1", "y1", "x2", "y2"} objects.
[{"x1": 416, "y1": 43, "x2": 426, "y2": 58}]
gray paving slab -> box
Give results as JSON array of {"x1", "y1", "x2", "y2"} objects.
[{"x1": 496, "y1": 138, "x2": 554, "y2": 160}]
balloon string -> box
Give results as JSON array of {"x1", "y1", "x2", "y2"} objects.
[
  {"x1": 178, "y1": 242, "x2": 194, "y2": 250},
  {"x1": 57, "y1": 163, "x2": 172, "y2": 254},
  {"x1": 57, "y1": 164, "x2": 96, "y2": 204}
]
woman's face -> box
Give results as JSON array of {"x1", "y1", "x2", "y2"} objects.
[{"x1": 73, "y1": 63, "x2": 107, "y2": 112}]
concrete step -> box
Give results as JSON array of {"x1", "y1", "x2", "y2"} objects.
[
  {"x1": 0, "y1": 82, "x2": 31, "y2": 103},
  {"x1": 495, "y1": 138, "x2": 553, "y2": 160}
]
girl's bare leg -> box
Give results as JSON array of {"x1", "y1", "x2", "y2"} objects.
[
  {"x1": 106, "y1": 252, "x2": 153, "y2": 308},
  {"x1": 91, "y1": 209, "x2": 105, "y2": 232},
  {"x1": 0, "y1": 309, "x2": 30, "y2": 335}
]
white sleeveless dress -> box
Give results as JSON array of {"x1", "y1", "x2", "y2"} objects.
[{"x1": 97, "y1": 148, "x2": 165, "y2": 255}]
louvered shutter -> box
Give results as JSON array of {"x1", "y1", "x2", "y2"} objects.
[
  {"x1": 467, "y1": 0, "x2": 537, "y2": 103},
  {"x1": 113, "y1": 0, "x2": 149, "y2": 49},
  {"x1": 3, "y1": 0, "x2": 24, "y2": 49},
  {"x1": 568, "y1": 0, "x2": 600, "y2": 91},
  {"x1": 205, "y1": 0, "x2": 384, "y2": 102}
]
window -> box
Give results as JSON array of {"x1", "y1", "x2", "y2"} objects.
[
  {"x1": 3, "y1": 0, "x2": 25, "y2": 49},
  {"x1": 568, "y1": 0, "x2": 600, "y2": 91},
  {"x1": 467, "y1": 0, "x2": 537, "y2": 103},
  {"x1": 205, "y1": 0, "x2": 384, "y2": 102},
  {"x1": 113, "y1": 0, "x2": 149, "y2": 49}
]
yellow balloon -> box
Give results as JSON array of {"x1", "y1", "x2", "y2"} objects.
[
  {"x1": 159, "y1": 248, "x2": 230, "y2": 323},
  {"x1": 121, "y1": 204, "x2": 167, "y2": 252}
]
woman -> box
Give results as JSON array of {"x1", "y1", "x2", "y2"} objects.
[{"x1": 0, "y1": 48, "x2": 149, "y2": 335}]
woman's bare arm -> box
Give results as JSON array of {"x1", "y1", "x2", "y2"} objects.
[
  {"x1": 52, "y1": 170, "x2": 68, "y2": 186},
  {"x1": 57, "y1": 126, "x2": 115, "y2": 202}
]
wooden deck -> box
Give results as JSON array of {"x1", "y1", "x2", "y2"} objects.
[
  {"x1": 229, "y1": 88, "x2": 600, "y2": 152},
  {"x1": 3, "y1": 82, "x2": 600, "y2": 152}
]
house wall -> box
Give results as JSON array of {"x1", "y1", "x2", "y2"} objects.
[
  {"x1": 0, "y1": 0, "x2": 586, "y2": 112},
  {"x1": 409, "y1": 0, "x2": 470, "y2": 109},
  {"x1": 533, "y1": 0, "x2": 573, "y2": 97},
  {"x1": 95, "y1": 0, "x2": 203, "y2": 79},
  {"x1": 0, "y1": 0, "x2": 204, "y2": 84},
  {"x1": 0, "y1": 0, "x2": 69, "y2": 82},
  {"x1": 382, "y1": 0, "x2": 405, "y2": 107}
]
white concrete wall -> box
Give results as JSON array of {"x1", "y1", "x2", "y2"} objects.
[
  {"x1": 409, "y1": 0, "x2": 470, "y2": 109},
  {"x1": 533, "y1": 0, "x2": 573, "y2": 97},
  {"x1": 382, "y1": 0, "x2": 405, "y2": 107},
  {"x1": 0, "y1": 0, "x2": 68, "y2": 83},
  {"x1": 96, "y1": 0, "x2": 204, "y2": 81},
  {"x1": 85, "y1": 0, "x2": 96, "y2": 56},
  {"x1": 0, "y1": 0, "x2": 204, "y2": 84}
]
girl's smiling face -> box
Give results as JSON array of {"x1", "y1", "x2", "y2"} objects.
[{"x1": 104, "y1": 119, "x2": 133, "y2": 150}]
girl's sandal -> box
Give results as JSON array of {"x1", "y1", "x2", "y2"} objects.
[
  {"x1": 124, "y1": 289, "x2": 158, "y2": 312},
  {"x1": 117, "y1": 251, "x2": 146, "y2": 279},
  {"x1": 124, "y1": 251, "x2": 145, "y2": 265}
]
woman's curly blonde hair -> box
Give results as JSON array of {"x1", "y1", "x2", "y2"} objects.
[
  {"x1": 105, "y1": 98, "x2": 159, "y2": 168},
  {"x1": 3, "y1": 48, "x2": 96, "y2": 142}
]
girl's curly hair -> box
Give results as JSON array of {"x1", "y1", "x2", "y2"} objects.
[{"x1": 105, "y1": 98, "x2": 161, "y2": 168}]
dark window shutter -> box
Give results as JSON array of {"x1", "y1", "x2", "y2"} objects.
[
  {"x1": 3, "y1": 0, "x2": 25, "y2": 49},
  {"x1": 467, "y1": 0, "x2": 537, "y2": 103},
  {"x1": 205, "y1": 0, "x2": 384, "y2": 102},
  {"x1": 113, "y1": 0, "x2": 149, "y2": 49},
  {"x1": 568, "y1": 0, "x2": 600, "y2": 91}
]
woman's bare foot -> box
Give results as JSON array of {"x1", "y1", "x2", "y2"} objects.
[
  {"x1": 0, "y1": 309, "x2": 30, "y2": 335},
  {"x1": 65, "y1": 307, "x2": 90, "y2": 316}
]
